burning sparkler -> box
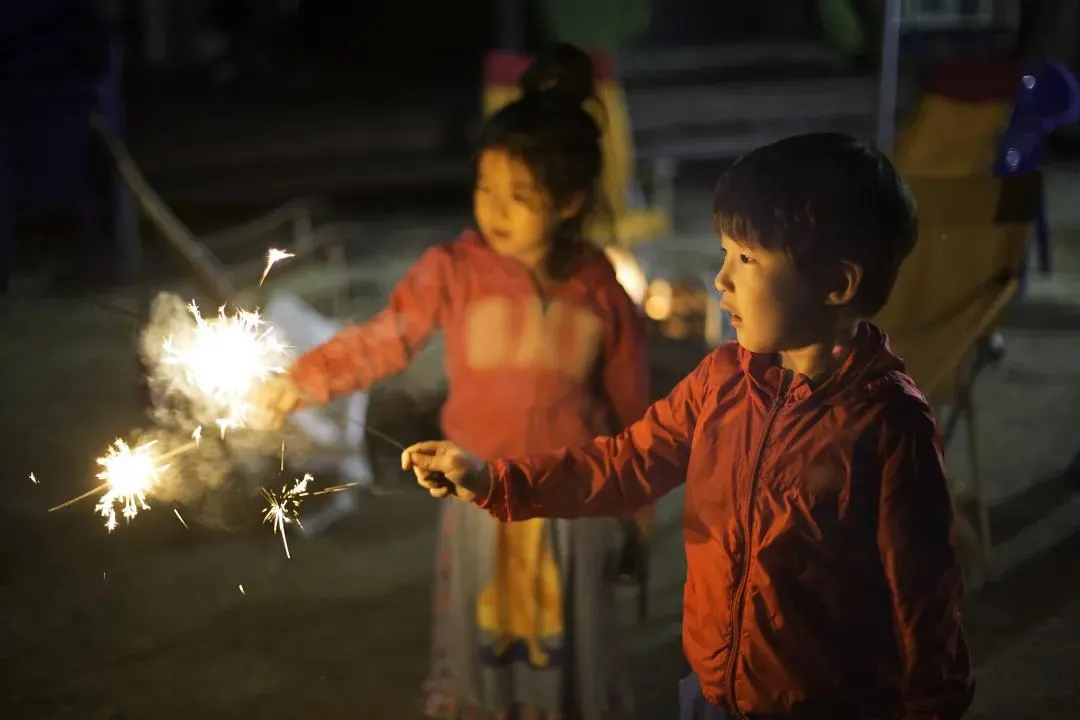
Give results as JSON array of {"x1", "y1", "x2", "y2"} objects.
[
  {"x1": 161, "y1": 301, "x2": 289, "y2": 434},
  {"x1": 260, "y1": 248, "x2": 295, "y2": 286},
  {"x1": 49, "y1": 437, "x2": 199, "y2": 532},
  {"x1": 261, "y1": 473, "x2": 313, "y2": 559}
]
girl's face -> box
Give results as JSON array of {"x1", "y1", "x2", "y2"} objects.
[{"x1": 474, "y1": 149, "x2": 556, "y2": 272}]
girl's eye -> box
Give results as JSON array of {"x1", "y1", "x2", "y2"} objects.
[
  {"x1": 739, "y1": 253, "x2": 754, "y2": 264},
  {"x1": 513, "y1": 193, "x2": 530, "y2": 204}
]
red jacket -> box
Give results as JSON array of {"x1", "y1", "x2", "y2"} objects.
[
  {"x1": 479, "y1": 323, "x2": 974, "y2": 719},
  {"x1": 288, "y1": 229, "x2": 650, "y2": 459}
]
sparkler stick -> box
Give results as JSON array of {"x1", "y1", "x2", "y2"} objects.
[{"x1": 48, "y1": 483, "x2": 109, "y2": 513}]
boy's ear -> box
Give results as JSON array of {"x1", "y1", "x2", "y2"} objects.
[
  {"x1": 557, "y1": 191, "x2": 587, "y2": 221},
  {"x1": 825, "y1": 260, "x2": 863, "y2": 308}
]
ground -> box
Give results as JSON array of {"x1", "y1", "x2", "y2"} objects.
[{"x1": 2, "y1": 166, "x2": 1080, "y2": 718}]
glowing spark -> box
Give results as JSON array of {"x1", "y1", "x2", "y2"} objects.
[
  {"x1": 173, "y1": 508, "x2": 189, "y2": 529},
  {"x1": 280, "y1": 440, "x2": 286, "y2": 472},
  {"x1": 260, "y1": 473, "x2": 313, "y2": 559},
  {"x1": 260, "y1": 248, "x2": 295, "y2": 286},
  {"x1": 29, "y1": 472, "x2": 37, "y2": 485},
  {"x1": 238, "y1": 584, "x2": 245, "y2": 595},
  {"x1": 92, "y1": 439, "x2": 164, "y2": 532},
  {"x1": 192, "y1": 426, "x2": 203, "y2": 445},
  {"x1": 161, "y1": 301, "x2": 289, "y2": 434}
]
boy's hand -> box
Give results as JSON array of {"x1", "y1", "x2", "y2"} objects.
[
  {"x1": 401, "y1": 441, "x2": 488, "y2": 501},
  {"x1": 246, "y1": 375, "x2": 303, "y2": 431}
]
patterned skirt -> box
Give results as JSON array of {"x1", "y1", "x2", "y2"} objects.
[{"x1": 423, "y1": 500, "x2": 632, "y2": 720}]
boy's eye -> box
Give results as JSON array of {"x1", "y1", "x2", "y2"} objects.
[{"x1": 739, "y1": 253, "x2": 754, "y2": 264}]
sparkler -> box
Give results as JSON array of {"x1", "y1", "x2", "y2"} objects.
[
  {"x1": 49, "y1": 438, "x2": 199, "y2": 532},
  {"x1": 51, "y1": 241, "x2": 438, "y2": 536},
  {"x1": 161, "y1": 301, "x2": 289, "y2": 434},
  {"x1": 260, "y1": 473, "x2": 312, "y2": 559}
]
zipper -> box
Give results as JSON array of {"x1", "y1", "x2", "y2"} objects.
[{"x1": 724, "y1": 376, "x2": 791, "y2": 716}]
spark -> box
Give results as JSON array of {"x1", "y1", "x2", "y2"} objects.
[
  {"x1": 192, "y1": 426, "x2": 203, "y2": 445},
  {"x1": 161, "y1": 301, "x2": 289, "y2": 434},
  {"x1": 173, "y1": 508, "x2": 189, "y2": 529},
  {"x1": 260, "y1": 248, "x2": 295, "y2": 286},
  {"x1": 238, "y1": 584, "x2": 245, "y2": 595},
  {"x1": 29, "y1": 472, "x2": 38, "y2": 485},
  {"x1": 260, "y1": 473, "x2": 313, "y2": 559}
]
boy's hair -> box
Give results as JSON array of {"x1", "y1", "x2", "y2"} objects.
[
  {"x1": 477, "y1": 43, "x2": 604, "y2": 279},
  {"x1": 713, "y1": 133, "x2": 917, "y2": 316}
]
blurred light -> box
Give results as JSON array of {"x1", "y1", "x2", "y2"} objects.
[
  {"x1": 604, "y1": 246, "x2": 648, "y2": 306},
  {"x1": 644, "y1": 279, "x2": 673, "y2": 321}
]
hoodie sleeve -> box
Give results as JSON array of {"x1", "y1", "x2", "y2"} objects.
[
  {"x1": 599, "y1": 281, "x2": 651, "y2": 430},
  {"x1": 877, "y1": 403, "x2": 975, "y2": 720},
  {"x1": 289, "y1": 244, "x2": 453, "y2": 403},
  {"x1": 477, "y1": 353, "x2": 711, "y2": 522}
]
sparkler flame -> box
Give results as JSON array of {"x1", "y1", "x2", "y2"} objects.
[
  {"x1": 161, "y1": 301, "x2": 289, "y2": 434},
  {"x1": 93, "y1": 439, "x2": 166, "y2": 532},
  {"x1": 261, "y1": 473, "x2": 313, "y2": 559}
]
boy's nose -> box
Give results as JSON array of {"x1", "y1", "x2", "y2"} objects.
[{"x1": 714, "y1": 269, "x2": 732, "y2": 293}]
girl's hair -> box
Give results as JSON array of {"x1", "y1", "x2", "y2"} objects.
[{"x1": 477, "y1": 43, "x2": 605, "y2": 279}]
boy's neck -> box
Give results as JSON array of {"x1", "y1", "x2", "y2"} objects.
[{"x1": 778, "y1": 323, "x2": 859, "y2": 381}]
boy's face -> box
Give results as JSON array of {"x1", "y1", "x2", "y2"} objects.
[
  {"x1": 474, "y1": 149, "x2": 553, "y2": 272},
  {"x1": 713, "y1": 230, "x2": 835, "y2": 355}
]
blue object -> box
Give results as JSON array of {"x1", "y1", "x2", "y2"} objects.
[
  {"x1": 0, "y1": 2, "x2": 134, "y2": 292},
  {"x1": 993, "y1": 59, "x2": 1080, "y2": 287}
]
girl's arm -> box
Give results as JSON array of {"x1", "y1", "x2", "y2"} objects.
[{"x1": 289, "y1": 245, "x2": 454, "y2": 403}]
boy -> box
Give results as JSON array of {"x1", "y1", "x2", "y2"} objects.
[{"x1": 402, "y1": 134, "x2": 974, "y2": 720}]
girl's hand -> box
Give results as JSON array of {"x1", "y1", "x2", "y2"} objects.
[
  {"x1": 247, "y1": 376, "x2": 303, "y2": 431},
  {"x1": 401, "y1": 441, "x2": 488, "y2": 501}
]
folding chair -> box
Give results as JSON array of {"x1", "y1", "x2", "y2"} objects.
[{"x1": 875, "y1": 58, "x2": 1053, "y2": 565}]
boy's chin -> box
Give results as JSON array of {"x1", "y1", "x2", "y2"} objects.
[{"x1": 733, "y1": 332, "x2": 780, "y2": 355}]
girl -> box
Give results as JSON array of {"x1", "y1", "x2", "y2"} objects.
[{"x1": 255, "y1": 44, "x2": 650, "y2": 720}]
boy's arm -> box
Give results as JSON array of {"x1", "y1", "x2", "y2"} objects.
[
  {"x1": 289, "y1": 245, "x2": 453, "y2": 403},
  {"x1": 477, "y1": 355, "x2": 710, "y2": 522},
  {"x1": 877, "y1": 405, "x2": 975, "y2": 720}
]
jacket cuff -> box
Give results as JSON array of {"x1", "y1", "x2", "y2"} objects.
[{"x1": 473, "y1": 462, "x2": 506, "y2": 518}]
